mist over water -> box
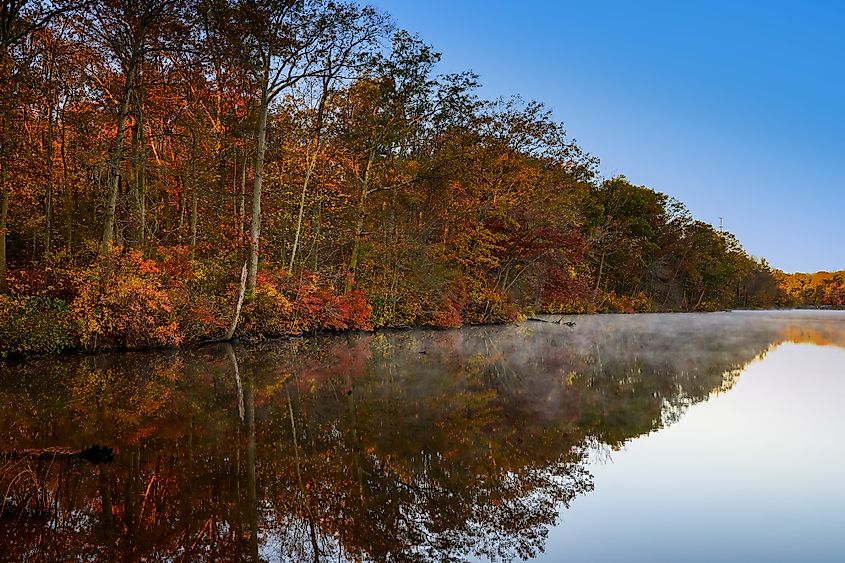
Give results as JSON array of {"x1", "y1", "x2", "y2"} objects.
[{"x1": 1, "y1": 311, "x2": 844, "y2": 561}]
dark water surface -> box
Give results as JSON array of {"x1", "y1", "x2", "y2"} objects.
[{"x1": 1, "y1": 311, "x2": 844, "y2": 562}]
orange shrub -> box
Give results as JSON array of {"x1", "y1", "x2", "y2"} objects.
[
  {"x1": 71, "y1": 250, "x2": 183, "y2": 350},
  {"x1": 462, "y1": 286, "x2": 520, "y2": 325},
  {"x1": 240, "y1": 270, "x2": 373, "y2": 336},
  {"x1": 293, "y1": 278, "x2": 373, "y2": 332},
  {"x1": 597, "y1": 291, "x2": 654, "y2": 313},
  {"x1": 425, "y1": 298, "x2": 463, "y2": 328}
]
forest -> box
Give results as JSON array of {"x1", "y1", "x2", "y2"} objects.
[{"x1": 0, "y1": 0, "x2": 815, "y2": 356}]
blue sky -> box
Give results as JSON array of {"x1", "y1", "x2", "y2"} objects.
[{"x1": 369, "y1": 0, "x2": 844, "y2": 273}]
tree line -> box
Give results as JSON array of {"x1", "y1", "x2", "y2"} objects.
[
  {"x1": 774, "y1": 270, "x2": 845, "y2": 308},
  {"x1": 0, "y1": 0, "x2": 791, "y2": 355}
]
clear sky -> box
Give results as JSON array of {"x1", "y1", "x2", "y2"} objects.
[{"x1": 369, "y1": 0, "x2": 844, "y2": 274}]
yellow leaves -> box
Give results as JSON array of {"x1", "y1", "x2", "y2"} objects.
[{"x1": 71, "y1": 252, "x2": 183, "y2": 350}]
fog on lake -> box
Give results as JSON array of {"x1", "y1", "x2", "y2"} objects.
[{"x1": 1, "y1": 311, "x2": 844, "y2": 562}]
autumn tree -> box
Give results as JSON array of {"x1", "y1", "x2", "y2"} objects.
[
  {"x1": 327, "y1": 31, "x2": 445, "y2": 293},
  {"x1": 1, "y1": 0, "x2": 84, "y2": 289},
  {"x1": 0, "y1": 0, "x2": 788, "y2": 352},
  {"x1": 203, "y1": 0, "x2": 388, "y2": 293},
  {"x1": 74, "y1": 0, "x2": 187, "y2": 250}
]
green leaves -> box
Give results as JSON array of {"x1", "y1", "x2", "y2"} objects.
[{"x1": 0, "y1": 294, "x2": 74, "y2": 356}]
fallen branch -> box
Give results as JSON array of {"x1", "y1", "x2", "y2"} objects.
[
  {"x1": 0, "y1": 444, "x2": 114, "y2": 464},
  {"x1": 526, "y1": 317, "x2": 576, "y2": 327}
]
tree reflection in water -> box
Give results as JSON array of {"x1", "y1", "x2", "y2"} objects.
[{"x1": 1, "y1": 312, "x2": 843, "y2": 561}]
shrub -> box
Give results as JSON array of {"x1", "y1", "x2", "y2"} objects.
[
  {"x1": 462, "y1": 286, "x2": 520, "y2": 325},
  {"x1": 182, "y1": 254, "x2": 244, "y2": 341},
  {"x1": 597, "y1": 291, "x2": 654, "y2": 313},
  {"x1": 240, "y1": 272, "x2": 295, "y2": 337},
  {"x1": 539, "y1": 267, "x2": 593, "y2": 314},
  {"x1": 293, "y1": 278, "x2": 373, "y2": 332},
  {"x1": 367, "y1": 284, "x2": 426, "y2": 328},
  {"x1": 543, "y1": 299, "x2": 594, "y2": 314},
  {"x1": 240, "y1": 271, "x2": 373, "y2": 337},
  {"x1": 342, "y1": 290, "x2": 374, "y2": 331},
  {"x1": 71, "y1": 250, "x2": 183, "y2": 350},
  {"x1": 0, "y1": 295, "x2": 75, "y2": 357},
  {"x1": 182, "y1": 295, "x2": 229, "y2": 341},
  {"x1": 425, "y1": 297, "x2": 463, "y2": 328}
]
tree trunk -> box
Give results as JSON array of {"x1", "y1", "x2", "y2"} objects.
[
  {"x1": 346, "y1": 185, "x2": 368, "y2": 294},
  {"x1": 309, "y1": 201, "x2": 321, "y2": 272},
  {"x1": 101, "y1": 60, "x2": 137, "y2": 251},
  {"x1": 384, "y1": 184, "x2": 399, "y2": 300},
  {"x1": 0, "y1": 99, "x2": 12, "y2": 292},
  {"x1": 0, "y1": 162, "x2": 8, "y2": 294},
  {"x1": 289, "y1": 83, "x2": 329, "y2": 272},
  {"x1": 139, "y1": 167, "x2": 145, "y2": 247},
  {"x1": 246, "y1": 90, "x2": 269, "y2": 294},
  {"x1": 130, "y1": 101, "x2": 146, "y2": 248},
  {"x1": 225, "y1": 262, "x2": 248, "y2": 341},
  {"x1": 60, "y1": 105, "x2": 71, "y2": 252},
  {"x1": 593, "y1": 251, "x2": 606, "y2": 300},
  {"x1": 190, "y1": 188, "x2": 198, "y2": 260},
  {"x1": 178, "y1": 175, "x2": 187, "y2": 243},
  {"x1": 129, "y1": 107, "x2": 140, "y2": 247},
  {"x1": 190, "y1": 128, "x2": 199, "y2": 258},
  {"x1": 238, "y1": 147, "x2": 246, "y2": 241},
  {"x1": 45, "y1": 96, "x2": 54, "y2": 257},
  {"x1": 231, "y1": 152, "x2": 237, "y2": 237},
  {"x1": 386, "y1": 180, "x2": 398, "y2": 248},
  {"x1": 695, "y1": 286, "x2": 706, "y2": 310},
  {"x1": 288, "y1": 148, "x2": 317, "y2": 272},
  {"x1": 345, "y1": 152, "x2": 374, "y2": 294}
]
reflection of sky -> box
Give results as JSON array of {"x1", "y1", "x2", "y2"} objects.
[{"x1": 541, "y1": 342, "x2": 845, "y2": 562}]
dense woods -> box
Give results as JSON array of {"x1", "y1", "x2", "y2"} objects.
[{"x1": 0, "y1": 0, "x2": 816, "y2": 356}]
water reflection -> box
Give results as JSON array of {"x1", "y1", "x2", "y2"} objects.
[{"x1": 1, "y1": 311, "x2": 844, "y2": 561}]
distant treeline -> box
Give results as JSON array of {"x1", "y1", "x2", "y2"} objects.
[
  {"x1": 0, "y1": 0, "x2": 812, "y2": 356},
  {"x1": 774, "y1": 270, "x2": 845, "y2": 308}
]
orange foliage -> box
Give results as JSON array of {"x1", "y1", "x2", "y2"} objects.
[
  {"x1": 241, "y1": 270, "x2": 373, "y2": 337},
  {"x1": 71, "y1": 249, "x2": 183, "y2": 350},
  {"x1": 596, "y1": 291, "x2": 654, "y2": 314}
]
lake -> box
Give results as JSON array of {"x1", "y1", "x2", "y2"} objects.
[{"x1": 1, "y1": 311, "x2": 844, "y2": 562}]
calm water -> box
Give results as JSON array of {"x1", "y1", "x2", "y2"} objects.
[{"x1": 1, "y1": 311, "x2": 844, "y2": 562}]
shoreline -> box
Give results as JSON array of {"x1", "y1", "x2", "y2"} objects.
[{"x1": 7, "y1": 307, "x2": 843, "y2": 362}]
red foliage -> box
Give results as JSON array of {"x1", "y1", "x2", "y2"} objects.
[
  {"x1": 296, "y1": 284, "x2": 373, "y2": 332},
  {"x1": 427, "y1": 300, "x2": 463, "y2": 328},
  {"x1": 241, "y1": 270, "x2": 373, "y2": 336},
  {"x1": 541, "y1": 267, "x2": 591, "y2": 309},
  {"x1": 5, "y1": 266, "x2": 76, "y2": 301}
]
